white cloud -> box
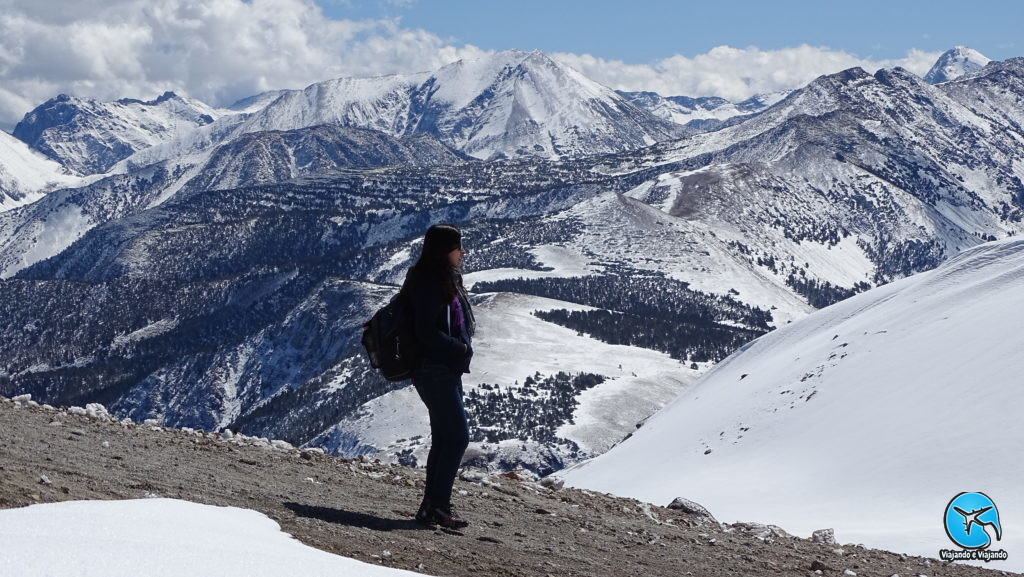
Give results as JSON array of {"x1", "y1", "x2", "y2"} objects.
[
  {"x1": 554, "y1": 45, "x2": 942, "y2": 101},
  {"x1": 0, "y1": 0, "x2": 482, "y2": 128},
  {"x1": 0, "y1": 0, "x2": 944, "y2": 131}
]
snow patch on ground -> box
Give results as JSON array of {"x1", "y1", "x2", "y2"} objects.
[
  {"x1": 0, "y1": 498, "x2": 428, "y2": 577},
  {"x1": 112, "y1": 318, "x2": 180, "y2": 348},
  {"x1": 560, "y1": 370, "x2": 691, "y2": 455},
  {"x1": 464, "y1": 244, "x2": 600, "y2": 288},
  {"x1": 216, "y1": 344, "x2": 255, "y2": 430}
]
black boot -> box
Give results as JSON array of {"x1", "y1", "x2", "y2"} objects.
[
  {"x1": 415, "y1": 499, "x2": 435, "y2": 526},
  {"x1": 431, "y1": 503, "x2": 469, "y2": 529}
]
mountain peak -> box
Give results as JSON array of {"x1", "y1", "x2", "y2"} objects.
[
  {"x1": 521, "y1": 48, "x2": 554, "y2": 62},
  {"x1": 923, "y1": 46, "x2": 990, "y2": 84},
  {"x1": 797, "y1": 67, "x2": 874, "y2": 101},
  {"x1": 874, "y1": 66, "x2": 930, "y2": 90},
  {"x1": 116, "y1": 91, "x2": 183, "y2": 107},
  {"x1": 153, "y1": 90, "x2": 180, "y2": 104},
  {"x1": 444, "y1": 49, "x2": 562, "y2": 77}
]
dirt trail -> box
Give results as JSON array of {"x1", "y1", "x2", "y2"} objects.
[{"x1": 0, "y1": 397, "x2": 1014, "y2": 577}]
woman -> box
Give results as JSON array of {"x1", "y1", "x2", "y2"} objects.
[{"x1": 404, "y1": 223, "x2": 475, "y2": 529}]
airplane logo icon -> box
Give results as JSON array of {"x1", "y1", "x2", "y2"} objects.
[
  {"x1": 945, "y1": 492, "x2": 1003, "y2": 550},
  {"x1": 954, "y1": 505, "x2": 1002, "y2": 541}
]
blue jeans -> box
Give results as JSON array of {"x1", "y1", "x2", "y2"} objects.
[{"x1": 413, "y1": 362, "x2": 470, "y2": 508}]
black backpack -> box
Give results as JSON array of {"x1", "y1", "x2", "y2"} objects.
[{"x1": 361, "y1": 289, "x2": 420, "y2": 381}]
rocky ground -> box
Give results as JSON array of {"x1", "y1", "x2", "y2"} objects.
[{"x1": 0, "y1": 396, "x2": 1015, "y2": 577}]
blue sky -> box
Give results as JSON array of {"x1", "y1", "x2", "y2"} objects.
[
  {"x1": 318, "y1": 0, "x2": 1022, "y2": 62},
  {"x1": 0, "y1": 0, "x2": 1020, "y2": 129}
]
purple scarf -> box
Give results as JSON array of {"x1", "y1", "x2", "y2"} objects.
[{"x1": 450, "y1": 296, "x2": 465, "y2": 330}]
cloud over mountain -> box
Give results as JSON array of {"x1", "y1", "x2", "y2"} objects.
[
  {"x1": 0, "y1": 0, "x2": 486, "y2": 129},
  {"x1": 554, "y1": 45, "x2": 941, "y2": 101},
  {"x1": 0, "y1": 0, "x2": 942, "y2": 132}
]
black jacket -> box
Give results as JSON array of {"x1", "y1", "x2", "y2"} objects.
[{"x1": 404, "y1": 267, "x2": 475, "y2": 375}]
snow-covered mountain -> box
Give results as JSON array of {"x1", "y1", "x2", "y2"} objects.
[
  {"x1": 3, "y1": 53, "x2": 1024, "y2": 476},
  {"x1": 618, "y1": 90, "x2": 789, "y2": 129},
  {"x1": 12, "y1": 56, "x2": 1024, "y2": 290},
  {"x1": 256, "y1": 50, "x2": 686, "y2": 159},
  {"x1": 124, "y1": 50, "x2": 685, "y2": 169},
  {"x1": 923, "y1": 46, "x2": 991, "y2": 84},
  {"x1": 610, "y1": 61, "x2": 1024, "y2": 265},
  {"x1": 12, "y1": 92, "x2": 226, "y2": 175},
  {"x1": 560, "y1": 236, "x2": 1024, "y2": 570},
  {"x1": 520, "y1": 59, "x2": 1024, "y2": 326},
  {"x1": 0, "y1": 130, "x2": 79, "y2": 211},
  {"x1": 408, "y1": 49, "x2": 686, "y2": 159},
  {"x1": 0, "y1": 49, "x2": 685, "y2": 277},
  {"x1": 0, "y1": 123, "x2": 466, "y2": 279}
]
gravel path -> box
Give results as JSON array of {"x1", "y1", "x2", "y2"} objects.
[{"x1": 0, "y1": 397, "x2": 1014, "y2": 577}]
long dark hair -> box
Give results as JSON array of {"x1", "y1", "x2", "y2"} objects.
[{"x1": 408, "y1": 223, "x2": 463, "y2": 300}]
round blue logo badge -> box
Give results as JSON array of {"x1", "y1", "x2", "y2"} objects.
[{"x1": 944, "y1": 492, "x2": 1002, "y2": 550}]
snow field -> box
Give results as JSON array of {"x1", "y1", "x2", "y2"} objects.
[
  {"x1": 0, "y1": 498, "x2": 428, "y2": 577},
  {"x1": 561, "y1": 237, "x2": 1024, "y2": 571}
]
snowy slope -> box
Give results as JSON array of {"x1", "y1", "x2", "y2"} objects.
[
  {"x1": 560, "y1": 236, "x2": 1024, "y2": 570},
  {"x1": 924, "y1": 46, "x2": 991, "y2": 84},
  {"x1": 225, "y1": 90, "x2": 291, "y2": 114},
  {"x1": 558, "y1": 189, "x2": 816, "y2": 325},
  {"x1": 235, "y1": 73, "x2": 427, "y2": 138},
  {"x1": 940, "y1": 57, "x2": 1024, "y2": 135},
  {"x1": 310, "y1": 291, "x2": 694, "y2": 470},
  {"x1": 0, "y1": 498, "x2": 427, "y2": 577},
  {"x1": 0, "y1": 130, "x2": 79, "y2": 211}
]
